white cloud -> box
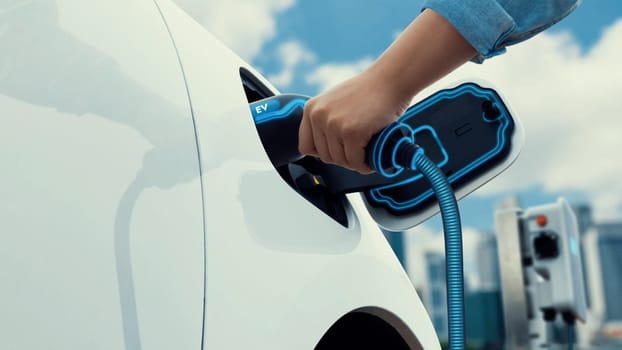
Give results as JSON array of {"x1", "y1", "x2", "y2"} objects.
[
  {"x1": 172, "y1": 0, "x2": 294, "y2": 61},
  {"x1": 268, "y1": 40, "x2": 315, "y2": 88},
  {"x1": 305, "y1": 57, "x2": 374, "y2": 92}
]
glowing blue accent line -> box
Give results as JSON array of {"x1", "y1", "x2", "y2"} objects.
[
  {"x1": 482, "y1": 104, "x2": 501, "y2": 123},
  {"x1": 570, "y1": 237, "x2": 579, "y2": 256},
  {"x1": 373, "y1": 122, "x2": 412, "y2": 178},
  {"x1": 399, "y1": 83, "x2": 490, "y2": 121},
  {"x1": 369, "y1": 84, "x2": 510, "y2": 211},
  {"x1": 251, "y1": 98, "x2": 307, "y2": 124},
  {"x1": 414, "y1": 125, "x2": 449, "y2": 167},
  {"x1": 371, "y1": 123, "x2": 448, "y2": 179},
  {"x1": 368, "y1": 124, "x2": 453, "y2": 209},
  {"x1": 370, "y1": 118, "x2": 508, "y2": 210}
]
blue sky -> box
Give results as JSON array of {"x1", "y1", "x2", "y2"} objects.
[
  {"x1": 175, "y1": 1, "x2": 622, "y2": 281},
  {"x1": 255, "y1": 0, "x2": 622, "y2": 98}
]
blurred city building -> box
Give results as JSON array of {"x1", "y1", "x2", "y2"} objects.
[
  {"x1": 580, "y1": 221, "x2": 622, "y2": 348},
  {"x1": 475, "y1": 232, "x2": 501, "y2": 291},
  {"x1": 465, "y1": 232, "x2": 505, "y2": 349},
  {"x1": 567, "y1": 204, "x2": 622, "y2": 348},
  {"x1": 424, "y1": 251, "x2": 448, "y2": 341}
]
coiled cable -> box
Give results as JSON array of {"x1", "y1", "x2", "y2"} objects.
[
  {"x1": 388, "y1": 140, "x2": 465, "y2": 350},
  {"x1": 413, "y1": 150, "x2": 465, "y2": 350}
]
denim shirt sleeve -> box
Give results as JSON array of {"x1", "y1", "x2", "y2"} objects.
[{"x1": 422, "y1": 0, "x2": 581, "y2": 63}]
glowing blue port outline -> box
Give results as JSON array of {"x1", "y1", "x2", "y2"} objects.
[
  {"x1": 392, "y1": 136, "x2": 414, "y2": 170},
  {"x1": 368, "y1": 83, "x2": 511, "y2": 212},
  {"x1": 371, "y1": 123, "x2": 448, "y2": 178},
  {"x1": 251, "y1": 98, "x2": 307, "y2": 125},
  {"x1": 411, "y1": 125, "x2": 449, "y2": 168},
  {"x1": 372, "y1": 122, "x2": 411, "y2": 178}
]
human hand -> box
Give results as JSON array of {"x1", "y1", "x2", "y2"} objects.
[
  {"x1": 298, "y1": 68, "x2": 411, "y2": 174},
  {"x1": 298, "y1": 9, "x2": 477, "y2": 174}
]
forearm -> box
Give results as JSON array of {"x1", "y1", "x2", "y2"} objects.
[
  {"x1": 299, "y1": 3, "x2": 579, "y2": 173},
  {"x1": 366, "y1": 9, "x2": 477, "y2": 103}
]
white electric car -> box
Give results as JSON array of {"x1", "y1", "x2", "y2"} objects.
[{"x1": 1, "y1": 1, "x2": 442, "y2": 348}]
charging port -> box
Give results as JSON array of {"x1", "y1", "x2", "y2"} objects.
[{"x1": 240, "y1": 67, "x2": 349, "y2": 227}]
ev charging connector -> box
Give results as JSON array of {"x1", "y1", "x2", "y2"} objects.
[{"x1": 250, "y1": 93, "x2": 468, "y2": 350}]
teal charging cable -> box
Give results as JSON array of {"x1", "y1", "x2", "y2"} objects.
[
  {"x1": 370, "y1": 124, "x2": 466, "y2": 350},
  {"x1": 412, "y1": 148, "x2": 465, "y2": 350}
]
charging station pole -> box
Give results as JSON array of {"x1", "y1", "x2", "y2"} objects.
[{"x1": 495, "y1": 205, "x2": 530, "y2": 350}]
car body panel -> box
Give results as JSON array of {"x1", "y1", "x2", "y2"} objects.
[{"x1": 0, "y1": 1, "x2": 203, "y2": 349}]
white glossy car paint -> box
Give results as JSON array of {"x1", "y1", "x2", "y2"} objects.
[
  {"x1": 1, "y1": 1, "x2": 203, "y2": 349},
  {"x1": 1, "y1": 0, "x2": 440, "y2": 349}
]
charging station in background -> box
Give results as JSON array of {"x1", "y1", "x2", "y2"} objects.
[
  {"x1": 249, "y1": 82, "x2": 525, "y2": 231},
  {"x1": 495, "y1": 198, "x2": 588, "y2": 350}
]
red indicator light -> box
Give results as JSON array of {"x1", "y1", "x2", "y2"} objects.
[{"x1": 536, "y1": 215, "x2": 548, "y2": 227}]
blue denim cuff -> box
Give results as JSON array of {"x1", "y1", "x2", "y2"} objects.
[{"x1": 423, "y1": 0, "x2": 516, "y2": 63}]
